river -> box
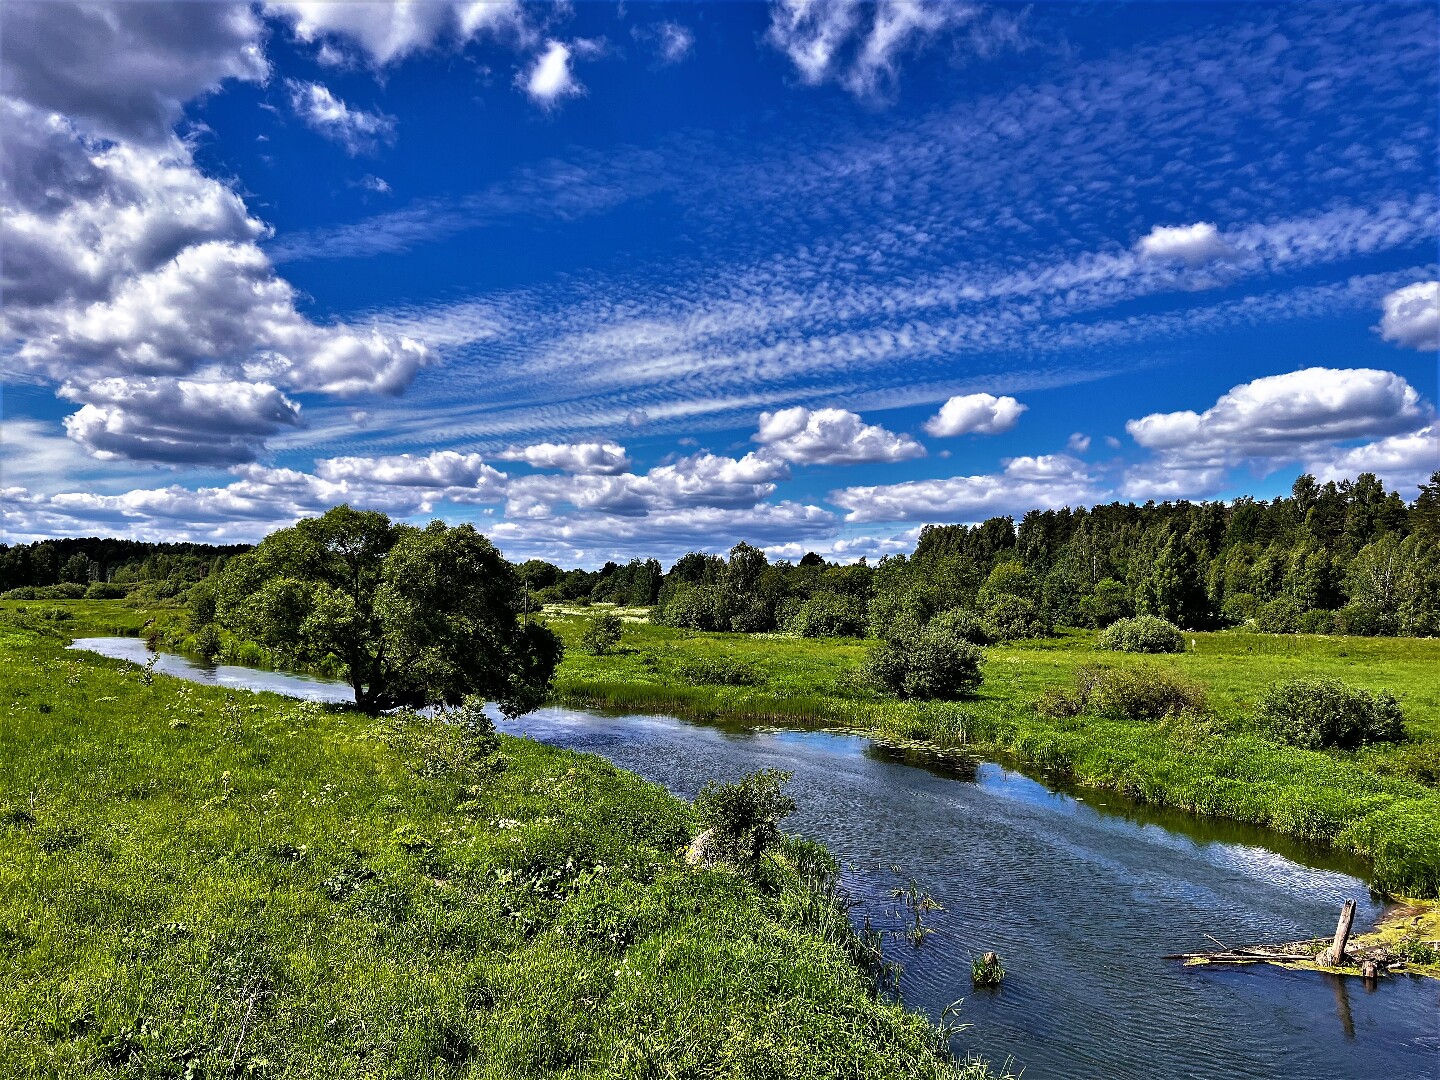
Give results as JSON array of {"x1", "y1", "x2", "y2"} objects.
[{"x1": 70, "y1": 637, "x2": 1440, "y2": 1079}]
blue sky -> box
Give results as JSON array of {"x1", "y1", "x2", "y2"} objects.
[{"x1": 2, "y1": 1, "x2": 1437, "y2": 565}]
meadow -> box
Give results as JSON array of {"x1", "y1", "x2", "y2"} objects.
[
  {"x1": 0, "y1": 613, "x2": 1003, "y2": 1079},
  {"x1": 546, "y1": 611, "x2": 1440, "y2": 898}
]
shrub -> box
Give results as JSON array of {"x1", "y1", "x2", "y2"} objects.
[
  {"x1": 192, "y1": 623, "x2": 222, "y2": 663},
  {"x1": 979, "y1": 594, "x2": 1050, "y2": 642},
  {"x1": 1335, "y1": 602, "x2": 1396, "y2": 637},
  {"x1": 1257, "y1": 677, "x2": 1407, "y2": 751},
  {"x1": 578, "y1": 612, "x2": 623, "y2": 656},
  {"x1": 864, "y1": 611, "x2": 985, "y2": 700},
  {"x1": 694, "y1": 769, "x2": 796, "y2": 869},
  {"x1": 1097, "y1": 615, "x2": 1184, "y2": 654},
  {"x1": 1039, "y1": 664, "x2": 1206, "y2": 723},
  {"x1": 1296, "y1": 608, "x2": 1335, "y2": 635},
  {"x1": 1254, "y1": 597, "x2": 1301, "y2": 634},
  {"x1": 83, "y1": 581, "x2": 128, "y2": 599},
  {"x1": 786, "y1": 591, "x2": 868, "y2": 638},
  {"x1": 674, "y1": 655, "x2": 763, "y2": 686},
  {"x1": 1220, "y1": 592, "x2": 1259, "y2": 626}
]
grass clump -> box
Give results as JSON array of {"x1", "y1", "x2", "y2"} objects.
[
  {"x1": 1097, "y1": 615, "x2": 1185, "y2": 654},
  {"x1": 673, "y1": 654, "x2": 764, "y2": 686},
  {"x1": 1038, "y1": 664, "x2": 1207, "y2": 724},
  {"x1": 1258, "y1": 677, "x2": 1408, "y2": 751},
  {"x1": 578, "y1": 611, "x2": 624, "y2": 656},
  {"x1": 970, "y1": 953, "x2": 1005, "y2": 987}
]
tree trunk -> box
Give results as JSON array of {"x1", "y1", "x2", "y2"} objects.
[{"x1": 1321, "y1": 899, "x2": 1357, "y2": 965}]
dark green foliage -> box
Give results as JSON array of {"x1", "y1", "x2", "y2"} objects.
[
  {"x1": 578, "y1": 611, "x2": 623, "y2": 655},
  {"x1": 786, "y1": 590, "x2": 868, "y2": 637},
  {"x1": 674, "y1": 655, "x2": 764, "y2": 686},
  {"x1": 970, "y1": 953, "x2": 1005, "y2": 987},
  {"x1": 1255, "y1": 596, "x2": 1302, "y2": 634},
  {"x1": 213, "y1": 506, "x2": 561, "y2": 715},
  {"x1": 1258, "y1": 678, "x2": 1407, "y2": 751},
  {"x1": 865, "y1": 611, "x2": 985, "y2": 700},
  {"x1": 1040, "y1": 665, "x2": 1207, "y2": 724},
  {"x1": 1098, "y1": 615, "x2": 1185, "y2": 653},
  {"x1": 694, "y1": 769, "x2": 797, "y2": 869}
]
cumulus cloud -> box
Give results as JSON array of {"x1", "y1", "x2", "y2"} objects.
[
  {"x1": 265, "y1": 1, "x2": 526, "y2": 67},
  {"x1": 1067, "y1": 433, "x2": 1092, "y2": 453},
  {"x1": 754, "y1": 407, "x2": 924, "y2": 465},
  {"x1": 505, "y1": 451, "x2": 789, "y2": 519},
  {"x1": 498, "y1": 442, "x2": 631, "y2": 474},
  {"x1": 923, "y1": 393, "x2": 1027, "y2": 437},
  {"x1": 1308, "y1": 423, "x2": 1439, "y2": 490},
  {"x1": 830, "y1": 454, "x2": 1101, "y2": 523},
  {"x1": 1136, "y1": 222, "x2": 1237, "y2": 267},
  {"x1": 315, "y1": 450, "x2": 507, "y2": 499},
  {"x1": 521, "y1": 40, "x2": 582, "y2": 107},
  {"x1": 1377, "y1": 281, "x2": 1440, "y2": 350},
  {"x1": 285, "y1": 79, "x2": 395, "y2": 154},
  {"x1": 765, "y1": 0, "x2": 1007, "y2": 98},
  {"x1": 1126, "y1": 367, "x2": 1426, "y2": 464},
  {"x1": 58, "y1": 378, "x2": 302, "y2": 466},
  {"x1": 0, "y1": 1, "x2": 267, "y2": 144},
  {"x1": 0, "y1": 3, "x2": 433, "y2": 467}
]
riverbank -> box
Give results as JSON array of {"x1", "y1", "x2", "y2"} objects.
[
  {"x1": 0, "y1": 619, "x2": 1005, "y2": 1078},
  {"x1": 546, "y1": 612, "x2": 1440, "y2": 899}
]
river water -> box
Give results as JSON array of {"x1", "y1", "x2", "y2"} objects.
[{"x1": 71, "y1": 638, "x2": 1440, "y2": 1079}]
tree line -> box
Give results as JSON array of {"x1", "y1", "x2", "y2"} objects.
[
  {"x1": 0, "y1": 538, "x2": 249, "y2": 600},
  {"x1": 530, "y1": 471, "x2": 1440, "y2": 640}
]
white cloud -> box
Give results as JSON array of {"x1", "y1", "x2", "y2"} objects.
[
  {"x1": 1136, "y1": 222, "x2": 1236, "y2": 267},
  {"x1": 59, "y1": 378, "x2": 302, "y2": 466},
  {"x1": 0, "y1": 1, "x2": 267, "y2": 144},
  {"x1": 923, "y1": 393, "x2": 1027, "y2": 437},
  {"x1": 763, "y1": 527, "x2": 921, "y2": 564},
  {"x1": 285, "y1": 79, "x2": 395, "y2": 154},
  {"x1": 1377, "y1": 281, "x2": 1440, "y2": 350},
  {"x1": 650, "y1": 22, "x2": 694, "y2": 65},
  {"x1": 1309, "y1": 424, "x2": 1439, "y2": 490},
  {"x1": 315, "y1": 450, "x2": 507, "y2": 499},
  {"x1": 265, "y1": 1, "x2": 526, "y2": 67},
  {"x1": 355, "y1": 174, "x2": 391, "y2": 194},
  {"x1": 754, "y1": 407, "x2": 924, "y2": 465},
  {"x1": 498, "y1": 441, "x2": 631, "y2": 474},
  {"x1": 830, "y1": 454, "x2": 1101, "y2": 523},
  {"x1": 1067, "y1": 433, "x2": 1091, "y2": 453},
  {"x1": 765, "y1": 0, "x2": 994, "y2": 98},
  {"x1": 1126, "y1": 367, "x2": 1426, "y2": 464},
  {"x1": 521, "y1": 40, "x2": 582, "y2": 107}
]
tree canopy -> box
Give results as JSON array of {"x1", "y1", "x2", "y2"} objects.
[{"x1": 210, "y1": 507, "x2": 561, "y2": 713}]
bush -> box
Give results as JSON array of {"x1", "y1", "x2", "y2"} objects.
[
  {"x1": 1097, "y1": 615, "x2": 1184, "y2": 653},
  {"x1": 786, "y1": 591, "x2": 868, "y2": 638},
  {"x1": 1335, "y1": 602, "x2": 1396, "y2": 637},
  {"x1": 192, "y1": 623, "x2": 222, "y2": 663},
  {"x1": 979, "y1": 594, "x2": 1050, "y2": 642},
  {"x1": 1296, "y1": 608, "x2": 1335, "y2": 635},
  {"x1": 864, "y1": 611, "x2": 985, "y2": 700},
  {"x1": 694, "y1": 769, "x2": 796, "y2": 869},
  {"x1": 1038, "y1": 664, "x2": 1207, "y2": 724},
  {"x1": 674, "y1": 655, "x2": 764, "y2": 686},
  {"x1": 1258, "y1": 677, "x2": 1407, "y2": 751},
  {"x1": 1255, "y1": 597, "x2": 1302, "y2": 634},
  {"x1": 578, "y1": 612, "x2": 623, "y2": 655},
  {"x1": 1220, "y1": 592, "x2": 1259, "y2": 626},
  {"x1": 2, "y1": 583, "x2": 85, "y2": 601},
  {"x1": 84, "y1": 581, "x2": 128, "y2": 599}
]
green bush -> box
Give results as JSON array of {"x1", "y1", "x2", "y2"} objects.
[
  {"x1": 865, "y1": 611, "x2": 985, "y2": 700},
  {"x1": 674, "y1": 655, "x2": 763, "y2": 686},
  {"x1": 83, "y1": 581, "x2": 129, "y2": 599},
  {"x1": 1255, "y1": 596, "x2": 1302, "y2": 634},
  {"x1": 786, "y1": 591, "x2": 868, "y2": 638},
  {"x1": 1296, "y1": 608, "x2": 1335, "y2": 634},
  {"x1": 979, "y1": 594, "x2": 1050, "y2": 642},
  {"x1": 1220, "y1": 592, "x2": 1259, "y2": 626},
  {"x1": 1097, "y1": 615, "x2": 1184, "y2": 653},
  {"x1": 694, "y1": 769, "x2": 796, "y2": 869},
  {"x1": 1039, "y1": 664, "x2": 1207, "y2": 724},
  {"x1": 1335, "y1": 602, "x2": 1396, "y2": 637},
  {"x1": 578, "y1": 612, "x2": 623, "y2": 655},
  {"x1": 1258, "y1": 677, "x2": 1407, "y2": 751}
]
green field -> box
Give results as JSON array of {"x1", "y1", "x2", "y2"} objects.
[
  {"x1": 547, "y1": 611, "x2": 1440, "y2": 897},
  {"x1": 0, "y1": 616, "x2": 1002, "y2": 1079}
]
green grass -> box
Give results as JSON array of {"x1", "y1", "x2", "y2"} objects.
[
  {"x1": 0, "y1": 619, "x2": 1003, "y2": 1079},
  {"x1": 547, "y1": 610, "x2": 1440, "y2": 898}
]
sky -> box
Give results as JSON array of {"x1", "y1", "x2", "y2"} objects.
[{"x1": 1, "y1": 0, "x2": 1437, "y2": 567}]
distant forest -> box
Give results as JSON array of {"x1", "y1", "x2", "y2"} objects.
[{"x1": 5, "y1": 470, "x2": 1438, "y2": 637}]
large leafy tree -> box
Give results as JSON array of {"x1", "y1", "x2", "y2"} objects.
[{"x1": 212, "y1": 507, "x2": 562, "y2": 713}]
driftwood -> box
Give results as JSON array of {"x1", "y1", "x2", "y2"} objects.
[{"x1": 1318, "y1": 898, "x2": 1357, "y2": 966}]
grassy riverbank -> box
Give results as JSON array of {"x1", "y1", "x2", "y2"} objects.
[
  {"x1": 548, "y1": 612, "x2": 1440, "y2": 898},
  {"x1": 0, "y1": 619, "x2": 1002, "y2": 1079}
]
